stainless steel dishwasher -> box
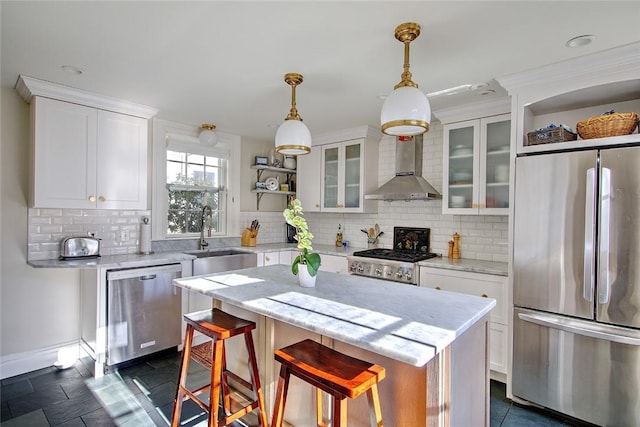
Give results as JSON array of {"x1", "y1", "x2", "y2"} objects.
[{"x1": 106, "y1": 264, "x2": 182, "y2": 366}]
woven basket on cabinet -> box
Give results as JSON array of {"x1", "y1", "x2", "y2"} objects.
[{"x1": 576, "y1": 112, "x2": 639, "y2": 139}]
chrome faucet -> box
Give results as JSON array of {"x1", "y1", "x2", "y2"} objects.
[{"x1": 199, "y1": 205, "x2": 213, "y2": 250}]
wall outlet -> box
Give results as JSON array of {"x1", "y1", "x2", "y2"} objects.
[{"x1": 119, "y1": 229, "x2": 130, "y2": 242}]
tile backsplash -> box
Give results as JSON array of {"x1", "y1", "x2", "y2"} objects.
[{"x1": 28, "y1": 208, "x2": 151, "y2": 261}]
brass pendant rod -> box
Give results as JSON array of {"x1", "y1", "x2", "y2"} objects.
[{"x1": 284, "y1": 72, "x2": 304, "y2": 121}]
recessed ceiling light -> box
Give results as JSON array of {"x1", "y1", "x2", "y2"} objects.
[
  {"x1": 566, "y1": 35, "x2": 595, "y2": 48},
  {"x1": 470, "y1": 83, "x2": 488, "y2": 91},
  {"x1": 61, "y1": 65, "x2": 84, "y2": 75}
]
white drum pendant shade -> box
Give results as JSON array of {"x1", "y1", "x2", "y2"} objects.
[
  {"x1": 275, "y1": 119, "x2": 311, "y2": 155},
  {"x1": 381, "y1": 86, "x2": 431, "y2": 136}
]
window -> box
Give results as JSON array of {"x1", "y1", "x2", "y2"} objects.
[
  {"x1": 166, "y1": 151, "x2": 227, "y2": 235},
  {"x1": 151, "y1": 119, "x2": 241, "y2": 241}
]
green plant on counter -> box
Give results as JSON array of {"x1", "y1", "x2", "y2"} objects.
[{"x1": 283, "y1": 199, "x2": 321, "y2": 277}]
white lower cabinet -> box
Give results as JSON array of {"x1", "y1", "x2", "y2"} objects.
[
  {"x1": 318, "y1": 254, "x2": 348, "y2": 275},
  {"x1": 419, "y1": 266, "x2": 509, "y2": 378}
]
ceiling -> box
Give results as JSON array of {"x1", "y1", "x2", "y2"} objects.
[{"x1": 2, "y1": 1, "x2": 639, "y2": 142}]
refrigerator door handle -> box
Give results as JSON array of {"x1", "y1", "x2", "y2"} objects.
[
  {"x1": 598, "y1": 167, "x2": 612, "y2": 304},
  {"x1": 518, "y1": 310, "x2": 640, "y2": 346},
  {"x1": 583, "y1": 167, "x2": 596, "y2": 302}
]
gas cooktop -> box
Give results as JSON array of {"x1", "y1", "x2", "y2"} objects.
[{"x1": 351, "y1": 248, "x2": 438, "y2": 263}]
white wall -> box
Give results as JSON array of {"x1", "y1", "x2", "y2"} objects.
[{"x1": 1, "y1": 88, "x2": 81, "y2": 369}]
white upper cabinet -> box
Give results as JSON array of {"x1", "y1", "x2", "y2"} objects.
[
  {"x1": 442, "y1": 111, "x2": 511, "y2": 215},
  {"x1": 297, "y1": 125, "x2": 380, "y2": 214},
  {"x1": 17, "y1": 76, "x2": 157, "y2": 210},
  {"x1": 295, "y1": 147, "x2": 321, "y2": 212}
]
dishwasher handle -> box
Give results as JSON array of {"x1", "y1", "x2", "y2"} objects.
[{"x1": 107, "y1": 263, "x2": 182, "y2": 281}]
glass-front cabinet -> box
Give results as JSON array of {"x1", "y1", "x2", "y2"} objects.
[
  {"x1": 321, "y1": 139, "x2": 364, "y2": 212},
  {"x1": 443, "y1": 113, "x2": 510, "y2": 215}
]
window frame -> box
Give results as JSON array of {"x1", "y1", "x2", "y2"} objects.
[{"x1": 151, "y1": 119, "x2": 241, "y2": 241}]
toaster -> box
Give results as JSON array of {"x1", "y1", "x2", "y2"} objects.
[{"x1": 59, "y1": 236, "x2": 101, "y2": 260}]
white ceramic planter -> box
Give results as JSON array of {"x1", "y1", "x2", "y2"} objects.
[{"x1": 298, "y1": 266, "x2": 317, "y2": 287}]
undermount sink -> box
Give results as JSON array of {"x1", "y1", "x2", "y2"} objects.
[
  {"x1": 183, "y1": 249, "x2": 253, "y2": 258},
  {"x1": 183, "y1": 249, "x2": 257, "y2": 275}
]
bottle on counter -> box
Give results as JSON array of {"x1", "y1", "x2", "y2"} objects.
[{"x1": 335, "y1": 224, "x2": 343, "y2": 247}]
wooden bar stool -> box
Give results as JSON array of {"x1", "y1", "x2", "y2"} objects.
[
  {"x1": 171, "y1": 308, "x2": 267, "y2": 427},
  {"x1": 271, "y1": 339, "x2": 385, "y2": 427}
]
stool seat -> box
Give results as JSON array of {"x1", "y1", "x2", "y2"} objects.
[
  {"x1": 172, "y1": 308, "x2": 267, "y2": 427},
  {"x1": 272, "y1": 339, "x2": 385, "y2": 427}
]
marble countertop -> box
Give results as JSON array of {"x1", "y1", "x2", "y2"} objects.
[
  {"x1": 27, "y1": 252, "x2": 195, "y2": 269},
  {"x1": 237, "y1": 242, "x2": 365, "y2": 257},
  {"x1": 174, "y1": 264, "x2": 495, "y2": 367},
  {"x1": 28, "y1": 242, "x2": 508, "y2": 277},
  {"x1": 419, "y1": 257, "x2": 508, "y2": 276}
]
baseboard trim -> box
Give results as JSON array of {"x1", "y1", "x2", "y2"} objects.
[{"x1": 0, "y1": 341, "x2": 80, "y2": 380}]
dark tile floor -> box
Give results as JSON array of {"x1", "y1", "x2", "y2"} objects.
[{"x1": 2, "y1": 350, "x2": 588, "y2": 426}]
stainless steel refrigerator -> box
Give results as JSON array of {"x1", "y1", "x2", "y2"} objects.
[{"x1": 513, "y1": 146, "x2": 640, "y2": 426}]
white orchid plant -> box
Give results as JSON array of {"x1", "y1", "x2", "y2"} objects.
[{"x1": 283, "y1": 199, "x2": 321, "y2": 277}]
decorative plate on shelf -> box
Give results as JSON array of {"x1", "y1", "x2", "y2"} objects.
[{"x1": 265, "y1": 177, "x2": 279, "y2": 191}]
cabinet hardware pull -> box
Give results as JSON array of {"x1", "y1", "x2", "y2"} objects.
[
  {"x1": 482, "y1": 293, "x2": 488, "y2": 298},
  {"x1": 479, "y1": 203, "x2": 485, "y2": 209},
  {"x1": 265, "y1": 256, "x2": 270, "y2": 262},
  {"x1": 99, "y1": 196, "x2": 106, "y2": 202},
  {"x1": 435, "y1": 286, "x2": 441, "y2": 290},
  {"x1": 89, "y1": 196, "x2": 96, "y2": 202},
  {"x1": 472, "y1": 203, "x2": 478, "y2": 208}
]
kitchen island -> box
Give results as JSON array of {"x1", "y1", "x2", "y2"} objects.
[{"x1": 174, "y1": 264, "x2": 495, "y2": 426}]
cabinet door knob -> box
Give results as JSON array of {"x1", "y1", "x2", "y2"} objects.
[
  {"x1": 435, "y1": 286, "x2": 441, "y2": 290},
  {"x1": 89, "y1": 196, "x2": 96, "y2": 203},
  {"x1": 482, "y1": 293, "x2": 488, "y2": 298},
  {"x1": 265, "y1": 256, "x2": 270, "y2": 262},
  {"x1": 99, "y1": 196, "x2": 106, "y2": 202},
  {"x1": 472, "y1": 203, "x2": 478, "y2": 208},
  {"x1": 315, "y1": 204, "x2": 320, "y2": 208}
]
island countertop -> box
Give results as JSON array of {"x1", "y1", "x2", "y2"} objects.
[{"x1": 174, "y1": 264, "x2": 495, "y2": 367}]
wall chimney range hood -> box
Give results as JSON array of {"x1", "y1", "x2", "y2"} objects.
[{"x1": 365, "y1": 135, "x2": 441, "y2": 201}]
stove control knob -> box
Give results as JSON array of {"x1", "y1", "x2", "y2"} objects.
[
  {"x1": 396, "y1": 271, "x2": 403, "y2": 279},
  {"x1": 405, "y1": 273, "x2": 412, "y2": 281},
  {"x1": 375, "y1": 268, "x2": 382, "y2": 276},
  {"x1": 357, "y1": 265, "x2": 364, "y2": 273},
  {"x1": 385, "y1": 270, "x2": 393, "y2": 277},
  {"x1": 350, "y1": 263, "x2": 357, "y2": 272}
]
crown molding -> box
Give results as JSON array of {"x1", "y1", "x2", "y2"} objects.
[
  {"x1": 434, "y1": 97, "x2": 511, "y2": 124},
  {"x1": 312, "y1": 125, "x2": 383, "y2": 146},
  {"x1": 497, "y1": 42, "x2": 640, "y2": 95},
  {"x1": 16, "y1": 75, "x2": 158, "y2": 119}
]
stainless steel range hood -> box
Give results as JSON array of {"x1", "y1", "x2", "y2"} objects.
[{"x1": 365, "y1": 135, "x2": 441, "y2": 201}]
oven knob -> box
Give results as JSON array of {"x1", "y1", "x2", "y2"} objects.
[
  {"x1": 357, "y1": 265, "x2": 364, "y2": 273},
  {"x1": 350, "y1": 263, "x2": 357, "y2": 272},
  {"x1": 385, "y1": 270, "x2": 393, "y2": 277},
  {"x1": 374, "y1": 268, "x2": 382, "y2": 276},
  {"x1": 405, "y1": 273, "x2": 412, "y2": 281},
  {"x1": 396, "y1": 271, "x2": 403, "y2": 279}
]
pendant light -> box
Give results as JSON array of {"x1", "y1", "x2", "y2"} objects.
[
  {"x1": 275, "y1": 72, "x2": 311, "y2": 155},
  {"x1": 199, "y1": 124, "x2": 218, "y2": 146},
  {"x1": 380, "y1": 22, "x2": 431, "y2": 136}
]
